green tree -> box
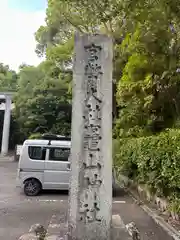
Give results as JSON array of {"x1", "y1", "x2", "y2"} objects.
[
  {"x1": 14, "y1": 63, "x2": 72, "y2": 138},
  {"x1": 0, "y1": 63, "x2": 17, "y2": 91},
  {"x1": 114, "y1": 4, "x2": 180, "y2": 137},
  {"x1": 35, "y1": 0, "x2": 180, "y2": 138}
]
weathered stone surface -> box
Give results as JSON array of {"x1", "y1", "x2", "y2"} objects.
[
  {"x1": 45, "y1": 214, "x2": 133, "y2": 240},
  {"x1": 45, "y1": 235, "x2": 64, "y2": 240},
  {"x1": 68, "y1": 34, "x2": 113, "y2": 240},
  {"x1": 46, "y1": 222, "x2": 67, "y2": 237},
  {"x1": 112, "y1": 214, "x2": 125, "y2": 229},
  {"x1": 45, "y1": 215, "x2": 68, "y2": 239},
  {"x1": 49, "y1": 215, "x2": 58, "y2": 224},
  {"x1": 111, "y1": 215, "x2": 132, "y2": 240},
  {"x1": 29, "y1": 223, "x2": 46, "y2": 235},
  {"x1": 126, "y1": 222, "x2": 141, "y2": 240},
  {"x1": 18, "y1": 223, "x2": 46, "y2": 240},
  {"x1": 18, "y1": 233, "x2": 38, "y2": 240}
]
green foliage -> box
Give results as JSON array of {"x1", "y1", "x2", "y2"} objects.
[
  {"x1": 115, "y1": 15, "x2": 180, "y2": 136},
  {"x1": 114, "y1": 129, "x2": 180, "y2": 201},
  {"x1": 14, "y1": 63, "x2": 72, "y2": 139},
  {"x1": 28, "y1": 133, "x2": 42, "y2": 139},
  {"x1": 35, "y1": 0, "x2": 180, "y2": 136},
  {"x1": 0, "y1": 63, "x2": 18, "y2": 91},
  {"x1": 168, "y1": 194, "x2": 180, "y2": 214},
  {"x1": 0, "y1": 59, "x2": 72, "y2": 147}
]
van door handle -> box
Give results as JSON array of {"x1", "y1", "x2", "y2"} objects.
[{"x1": 67, "y1": 163, "x2": 71, "y2": 170}]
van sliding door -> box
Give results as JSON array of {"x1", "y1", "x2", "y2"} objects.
[{"x1": 44, "y1": 147, "x2": 70, "y2": 190}]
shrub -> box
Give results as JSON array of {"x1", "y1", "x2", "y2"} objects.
[{"x1": 113, "y1": 129, "x2": 180, "y2": 199}]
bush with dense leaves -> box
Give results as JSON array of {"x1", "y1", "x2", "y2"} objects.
[{"x1": 113, "y1": 129, "x2": 180, "y2": 200}]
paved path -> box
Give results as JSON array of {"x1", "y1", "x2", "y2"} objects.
[{"x1": 0, "y1": 161, "x2": 173, "y2": 239}]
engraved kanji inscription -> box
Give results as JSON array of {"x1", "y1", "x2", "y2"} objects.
[
  {"x1": 85, "y1": 63, "x2": 103, "y2": 76},
  {"x1": 84, "y1": 43, "x2": 102, "y2": 60},
  {"x1": 84, "y1": 124, "x2": 101, "y2": 151},
  {"x1": 79, "y1": 42, "x2": 104, "y2": 223},
  {"x1": 84, "y1": 43, "x2": 102, "y2": 96},
  {"x1": 84, "y1": 168, "x2": 102, "y2": 185},
  {"x1": 79, "y1": 188, "x2": 101, "y2": 223},
  {"x1": 86, "y1": 95, "x2": 102, "y2": 124},
  {"x1": 83, "y1": 150, "x2": 102, "y2": 168}
]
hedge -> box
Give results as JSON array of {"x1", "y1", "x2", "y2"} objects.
[{"x1": 113, "y1": 129, "x2": 180, "y2": 206}]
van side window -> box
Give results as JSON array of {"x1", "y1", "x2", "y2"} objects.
[
  {"x1": 49, "y1": 148, "x2": 70, "y2": 161},
  {"x1": 28, "y1": 146, "x2": 46, "y2": 160}
]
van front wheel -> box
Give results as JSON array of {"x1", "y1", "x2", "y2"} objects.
[{"x1": 24, "y1": 179, "x2": 41, "y2": 196}]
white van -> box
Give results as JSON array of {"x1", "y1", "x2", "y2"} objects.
[
  {"x1": 17, "y1": 136, "x2": 118, "y2": 196},
  {"x1": 16, "y1": 138, "x2": 71, "y2": 196}
]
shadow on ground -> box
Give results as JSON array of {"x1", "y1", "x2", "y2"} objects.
[{"x1": 113, "y1": 186, "x2": 128, "y2": 197}]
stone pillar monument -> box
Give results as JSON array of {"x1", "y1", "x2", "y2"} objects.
[
  {"x1": 68, "y1": 34, "x2": 113, "y2": 240},
  {"x1": 1, "y1": 95, "x2": 12, "y2": 156}
]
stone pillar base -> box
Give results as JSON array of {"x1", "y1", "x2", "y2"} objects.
[
  {"x1": 44, "y1": 214, "x2": 139, "y2": 240},
  {"x1": 18, "y1": 215, "x2": 141, "y2": 240}
]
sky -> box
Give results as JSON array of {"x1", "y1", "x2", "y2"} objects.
[{"x1": 0, "y1": 0, "x2": 47, "y2": 71}]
